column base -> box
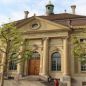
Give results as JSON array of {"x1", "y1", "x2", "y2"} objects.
[{"x1": 60, "y1": 75, "x2": 71, "y2": 86}]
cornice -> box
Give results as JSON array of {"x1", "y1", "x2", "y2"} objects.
[{"x1": 22, "y1": 29, "x2": 70, "y2": 34}]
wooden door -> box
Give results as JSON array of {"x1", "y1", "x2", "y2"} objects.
[{"x1": 28, "y1": 59, "x2": 40, "y2": 75}]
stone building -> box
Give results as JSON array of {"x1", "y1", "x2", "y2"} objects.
[{"x1": 1, "y1": 1, "x2": 86, "y2": 86}]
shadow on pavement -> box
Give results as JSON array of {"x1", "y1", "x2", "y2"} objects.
[{"x1": 40, "y1": 81, "x2": 54, "y2": 86}]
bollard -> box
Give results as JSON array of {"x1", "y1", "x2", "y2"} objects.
[{"x1": 54, "y1": 79, "x2": 59, "y2": 86}]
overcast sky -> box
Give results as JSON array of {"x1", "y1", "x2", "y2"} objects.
[{"x1": 0, "y1": 0, "x2": 86, "y2": 25}]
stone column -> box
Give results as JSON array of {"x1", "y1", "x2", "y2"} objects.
[
  {"x1": 24, "y1": 60, "x2": 28, "y2": 76},
  {"x1": 17, "y1": 57, "x2": 21, "y2": 75},
  {"x1": 42, "y1": 37, "x2": 49, "y2": 76},
  {"x1": 62, "y1": 38, "x2": 71, "y2": 86},
  {"x1": 63, "y1": 38, "x2": 69, "y2": 75},
  {"x1": 17, "y1": 46, "x2": 23, "y2": 76},
  {"x1": 39, "y1": 52, "x2": 43, "y2": 75}
]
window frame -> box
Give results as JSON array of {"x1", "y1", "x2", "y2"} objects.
[
  {"x1": 9, "y1": 60, "x2": 17, "y2": 71},
  {"x1": 51, "y1": 52, "x2": 61, "y2": 71},
  {"x1": 80, "y1": 59, "x2": 86, "y2": 72},
  {"x1": 79, "y1": 38, "x2": 86, "y2": 72},
  {"x1": 31, "y1": 51, "x2": 40, "y2": 59}
]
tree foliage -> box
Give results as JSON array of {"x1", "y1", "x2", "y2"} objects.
[
  {"x1": 72, "y1": 36, "x2": 86, "y2": 64},
  {"x1": 0, "y1": 23, "x2": 21, "y2": 63},
  {"x1": 0, "y1": 23, "x2": 32, "y2": 64},
  {"x1": 0, "y1": 22, "x2": 32, "y2": 86}
]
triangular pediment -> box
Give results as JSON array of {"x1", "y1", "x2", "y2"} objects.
[{"x1": 19, "y1": 16, "x2": 69, "y2": 32}]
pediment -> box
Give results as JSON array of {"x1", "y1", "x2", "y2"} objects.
[{"x1": 19, "y1": 16, "x2": 69, "y2": 32}]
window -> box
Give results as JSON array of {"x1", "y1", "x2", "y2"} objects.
[
  {"x1": 80, "y1": 38, "x2": 86, "y2": 43},
  {"x1": 32, "y1": 51, "x2": 40, "y2": 59},
  {"x1": 31, "y1": 21, "x2": 40, "y2": 30},
  {"x1": 32, "y1": 23, "x2": 38, "y2": 28},
  {"x1": 81, "y1": 62, "x2": 86, "y2": 71},
  {"x1": 80, "y1": 38, "x2": 86, "y2": 71},
  {"x1": 9, "y1": 60, "x2": 17, "y2": 70},
  {"x1": 82, "y1": 82, "x2": 86, "y2": 86},
  {"x1": 51, "y1": 52, "x2": 61, "y2": 71},
  {"x1": 48, "y1": 7, "x2": 50, "y2": 9}
]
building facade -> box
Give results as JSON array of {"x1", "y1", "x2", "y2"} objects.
[{"x1": 1, "y1": 1, "x2": 86, "y2": 86}]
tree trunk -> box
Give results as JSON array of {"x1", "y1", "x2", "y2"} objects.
[
  {"x1": 0, "y1": 52, "x2": 7, "y2": 86},
  {"x1": 0, "y1": 54, "x2": 8, "y2": 86},
  {"x1": 0, "y1": 63, "x2": 5, "y2": 86}
]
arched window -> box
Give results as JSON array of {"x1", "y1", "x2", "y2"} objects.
[
  {"x1": 9, "y1": 53, "x2": 17, "y2": 70},
  {"x1": 9, "y1": 60, "x2": 17, "y2": 70},
  {"x1": 51, "y1": 52, "x2": 61, "y2": 71},
  {"x1": 32, "y1": 51, "x2": 40, "y2": 59}
]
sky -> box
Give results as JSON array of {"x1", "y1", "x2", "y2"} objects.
[{"x1": 0, "y1": 0, "x2": 86, "y2": 25}]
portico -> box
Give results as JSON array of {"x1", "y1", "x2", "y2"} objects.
[{"x1": 20, "y1": 35, "x2": 70, "y2": 78}]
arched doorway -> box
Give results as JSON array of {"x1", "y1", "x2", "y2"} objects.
[{"x1": 28, "y1": 51, "x2": 40, "y2": 75}]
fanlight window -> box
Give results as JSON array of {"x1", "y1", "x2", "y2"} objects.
[
  {"x1": 51, "y1": 52, "x2": 61, "y2": 71},
  {"x1": 32, "y1": 51, "x2": 40, "y2": 59}
]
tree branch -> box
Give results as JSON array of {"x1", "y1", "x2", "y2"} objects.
[
  {"x1": 0, "y1": 48, "x2": 6, "y2": 53},
  {"x1": 1, "y1": 30, "x2": 7, "y2": 41}
]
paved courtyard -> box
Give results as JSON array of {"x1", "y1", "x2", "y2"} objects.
[
  {"x1": 0, "y1": 75, "x2": 54, "y2": 86},
  {"x1": 3, "y1": 80, "x2": 45, "y2": 86},
  {"x1": 1, "y1": 80, "x2": 54, "y2": 86}
]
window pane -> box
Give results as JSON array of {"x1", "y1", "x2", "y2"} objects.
[
  {"x1": 52, "y1": 61, "x2": 56, "y2": 71},
  {"x1": 9, "y1": 61, "x2": 17, "y2": 70},
  {"x1": 32, "y1": 51, "x2": 40, "y2": 59},
  {"x1": 51, "y1": 52, "x2": 61, "y2": 71},
  {"x1": 81, "y1": 63, "x2": 86, "y2": 71}
]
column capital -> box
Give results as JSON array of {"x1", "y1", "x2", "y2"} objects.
[{"x1": 64, "y1": 37, "x2": 69, "y2": 40}]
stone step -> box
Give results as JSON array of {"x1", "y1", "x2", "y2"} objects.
[
  {"x1": 21, "y1": 75, "x2": 40, "y2": 81},
  {"x1": 21, "y1": 75, "x2": 49, "y2": 81},
  {"x1": 18, "y1": 75, "x2": 54, "y2": 86}
]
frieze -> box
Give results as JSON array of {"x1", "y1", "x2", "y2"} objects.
[{"x1": 23, "y1": 31, "x2": 68, "y2": 39}]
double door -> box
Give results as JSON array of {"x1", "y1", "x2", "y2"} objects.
[{"x1": 28, "y1": 59, "x2": 40, "y2": 75}]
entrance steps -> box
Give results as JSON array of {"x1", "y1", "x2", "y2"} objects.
[
  {"x1": 20, "y1": 75, "x2": 54, "y2": 86},
  {"x1": 21, "y1": 75, "x2": 48, "y2": 81}
]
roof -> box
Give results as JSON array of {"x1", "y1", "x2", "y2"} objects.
[
  {"x1": 39, "y1": 13, "x2": 86, "y2": 20},
  {"x1": 39, "y1": 13, "x2": 86, "y2": 26},
  {"x1": 15, "y1": 13, "x2": 86, "y2": 27}
]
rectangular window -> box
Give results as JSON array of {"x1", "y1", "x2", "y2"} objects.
[
  {"x1": 82, "y1": 82, "x2": 86, "y2": 86},
  {"x1": 80, "y1": 38, "x2": 86, "y2": 72},
  {"x1": 81, "y1": 62, "x2": 86, "y2": 71},
  {"x1": 80, "y1": 38, "x2": 86, "y2": 43}
]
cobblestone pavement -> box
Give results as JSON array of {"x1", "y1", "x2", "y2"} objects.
[{"x1": 2, "y1": 80, "x2": 54, "y2": 86}]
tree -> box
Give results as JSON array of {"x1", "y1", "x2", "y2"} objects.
[
  {"x1": 72, "y1": 36, "x2": 86, "y2": 63},
  {"x1": 0, "y1": 23, "x2": 32, "y2": 86}
]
